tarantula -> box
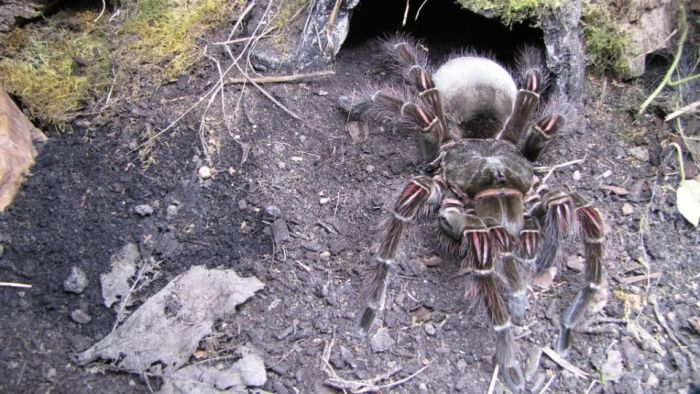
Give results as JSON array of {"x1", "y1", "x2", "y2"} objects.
[{"x1": 356, "y1": 36, "x2": 605, "y2": 392}]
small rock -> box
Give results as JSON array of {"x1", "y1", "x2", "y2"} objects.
[
  {"x1": 45, "y1": 367, "x2": 57, "y2": 381},
  {"x1": 134, "y1": 204, "x2": 154, "y2": 216},
  {"x1": 566, "y1": 256, "x2": 584, "y2": 272},
  {"x1": 319, "y1": 197, "x2": 330, "y2": 205},
  {"x1": 424, "y1": 323, "x2": 437, "y2": 336},
  {"x1": 63, "y1": 266, "x2": 89, "y2": 294},
  {"x1": 265, "y1": 205, "x2": 282, "y2": 218},
  {"x1": 688, "y1": 316, "x2": 700, "y2": 334},
  {"x1": 370, "y1": 328, "x2": 395, "y2": 353},
  {"x1": 198, "y1": 165, "x2": 212, "y2": 179},
  {"x1": 601, "y1": 349, "x2": 624, "y2": 381},
  {"x1": 165, "y1": 204, "x2": 179, "y2": 220},
  {"x1": 572, "y1": 170, "x2": 581, "y2": 181},
  {"x1": 215, "y1": 371, "x2": 243, "y2": 391},
  {"x1": 271, "y1": 218, "x2": 290, "y2": 244},
  {"x1": 456, "y1": 359, "x2": 467, "y2": 373},
  {"x1": 277, "y1": 161, "x2": 286, "y2": 169},
  {"x1": 365, "y1": 164, "x2": 375, "y2": 173},
  {"x1": 628, "y1": 147, "x2": 650, "y2": 162},
  {"x1": 456, "y1": 376, "x2": 470, "y2": 391},
  {"x1": 232, "y1": 346, "x2": 267, "y2": 386},
  {"x1": 622, "y1": 203, "x2": 634, "y2": 216},
  {"x1": 319, "y1": 251, "x2": 331, "y2": 260},
  {"x1": 602, "y1": 170, "x2": 612, "y2": 178},
  {"x1": 317, "y1": 89, "x2": 328, "y2": 96},
  {"x1": 645, "y1": 372, "x2": 659, "y2": 389},
  {"x1": 71, "y1": 309, "x2": 92, "y2": 324}
]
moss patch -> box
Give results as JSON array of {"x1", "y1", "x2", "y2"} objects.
[
  {"x1": 0, "y1": 11, "x2": 110, "y2": 125},
  {"x1": 118, "y1": 0, "x2": 243, "y2": 81},
  {"x1": 581, "y1": 1, "x2": 628, "y2": 76},
  {"x1": 455, "y1": 0, "x2": 560, "y2": 26}
]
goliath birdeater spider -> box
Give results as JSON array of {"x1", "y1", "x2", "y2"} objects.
[{"x1": 356, "y1": 35, "x2": 605, "y2": 392}]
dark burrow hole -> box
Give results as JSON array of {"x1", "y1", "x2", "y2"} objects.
[{"x1": 342, "y1": 0, "x2": 544, "y2": 68}]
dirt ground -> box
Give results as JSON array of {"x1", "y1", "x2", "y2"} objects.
[{"x1": 1, "y1": 3, "x2": 699, "y2": 394}]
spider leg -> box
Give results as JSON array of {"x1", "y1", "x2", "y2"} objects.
[
  {"x1": 360, "y1": 175, "x2": 444, "y2": 332},
  {"x1": 557, "y1": 194, "x2": 605, "y2": 353},
  {"x1": 439, "y1": 207, "x2": 524, "y2": 393},
  {"x1": 362, "y1": 86, "x2": 443, "y2": 162},
  {"x1": 531, "y1": 191, "x2": 605, "y2": 354},
  {"x1": 499, "y1": 46, "x2": 547, "y2": 145},
  {"x1": 520, "y1": 93, "x2": 571, "y2": 161}
]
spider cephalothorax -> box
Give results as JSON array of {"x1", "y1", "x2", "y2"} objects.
[{"x1": 356, "y1": 36, "x2": 605, "y2": 392}]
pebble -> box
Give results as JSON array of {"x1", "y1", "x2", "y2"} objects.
[
  {"x1": 63, "y1": 266, "x2": 89, "y2": 294},
  {"x1": 366, "y1": 164, "x2": 375, "y2": 173},
  {"x1": 456, "y1": 359, "x2": 467, "y2": 373},
  {"x1": 232, "y1": 346, "x2": 267, "y2": 387},
  {"x1": 317, "y1": 89, "x2": 328, "y2": 96},
  {"x1": 134, "y1": 204, "x2": 154, "y2": 216},
  {"x1": 628, "y1": 147, "x2": 650, "y2": 162},
  {"x1": 265, "y1": 205, "x2": 282, "y2": 218},
  {"x1": 71, "y1": 309, "x2": 92, "y2": 324},
  {"x1": 424, "y1": 323, "x2": 437, "y2": 336},
  {"x1": 319, "y1": 251, "x2": 331, "y2": 260},
  {"x1": 165, "y1": 204, "x2": 179, "y2": 220},
  {"x1": 455, "y1": 376, "x2": 470, "y2": 391},
  {"x1": 566, "y1": 256, "x2": 584, "y2": 272},
  {"x1": 277, "y1": 161, "x2": 286, "y2": 169},
  {"x1": 319, "y1": 197, "x2": 330, "y2": 205},
  {"x1": 622, "y1": 203, "x2": 634, "y2": 216},
  {"x1": 572, "y1": 170, "x2": 581, "y2": 181},
  {"x1": 198, "y1": 165, "x2": 212, "y2": 179},
  {"x1": 370, "y1": 328, "x2": 395, "y2": 353},
  {"x1": 645, "y1": 372, "x2": 659, "y2": 389}
]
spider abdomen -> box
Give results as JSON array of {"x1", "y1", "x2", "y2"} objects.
[{"x1": 433, "y1": 57, "x2": 517, "y2": 138}]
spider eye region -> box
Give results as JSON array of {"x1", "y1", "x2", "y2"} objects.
[{"x1": 443, "y1": 140, "x2": 533, "y2": 198}]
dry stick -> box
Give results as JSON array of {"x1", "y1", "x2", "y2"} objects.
[
  {"x1": 487, "y1": 364, "x2": 500, "y2": 394},
  {"x1": 0, "y1": 282, "x2": 32, "y2": 288},
  {"x1": 618, "y1": 272, "x2": 661, "y2": 285},
  {"x1": 638, "y1": 6, "x2": 687, "y2": 116},
  {"x1": 536, "y1": 157, "x2": 586, "y2": 184},
  {"x1": 228, "y1": 70, "x2": 335, "y2": 84},
  {"x1": 540, "y1": 347, "x2": 589, "y2": 379},
  {"x1": 665, "y1": 100, "x2": 700, "y2": 122},
  {"x1": 233, "y1": 63, "x2": 303, "y2": 121},
  {"x1": 212, "y1": 33, "x2": 273, "y2": 46},
  {"x1": 325, "y1": 0, "x2": 344, "y2": 52},
  {"x1": 539, "y1": 373, "x2": 557, "y2": 394},
  {"x1": 94, "y1": 0, "x2": 106, "y2": 22},
  {"x1": 326, "y1": 360, "x2": 434, "y2": 393}
]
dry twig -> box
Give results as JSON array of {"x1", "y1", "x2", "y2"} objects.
[
  {"x1": 0, "y1": 282, "x2": 32, "y2": 288},
  {"x1": 325, "y1": 360, "x2": 434, "y2": 393},
  {"x1": 540, "y1": 347, "x2": 589, "y2": 379},
  {"x1": 228, "y1": 70, "x2": 335, "y2": 84}
]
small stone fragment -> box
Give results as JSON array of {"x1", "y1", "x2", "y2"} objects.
[
  {"x1": 628, "y1": 147, "x2": 650, "y2": 162},
  {"x1": 572, "y1": 170, "x2": 581, "y2": 181},
  {"x1": 621, "y1": 203, "x2": 634, "y2": 216},
  {"x1": 265, "y1": 205, "x2": 282, "y2": 218},
  {"x1": 63, "y1": 266, "x2": 89, "y2": 294},
  {"x1": 424, "y1": 323, "x2": 437, "y2": 336},
  {"x1": 71, "y1": 309, "x2": 92, "y2": 324},
  {"x1": 601, "y1": 349, "x2": 624, "y2": 381},
  {"x1": 134, "y1": 204, "x2": 154, "y2": 216},
  {"x1": 566, "y1": 256, "x2": 584, "y2": 272},
  {"x1": 423, "y1": 255, "x2": 442, "y2": 267},
  {"x1": 232, "y1": 346, "x2": 267, "y2": 387},
  {"x1": 319, "y1": 197, "x2": 330, "y2": 205},
  {"x1": 317, "y1": 89, "x2": 328, "y2": 96},
  {"x1": 319, "y1": 251, "x2": 331, "y2": 260},
  {"x1": 166, "y1": 204, "x2": 179, "y2": 220},
  {"x1": 688, "y1": 316, "x2": 700, "y2": 335},
  {"x1": 215, "y1": 372, "x2": 243, "y2": 391},
  {"x1": 198, "y1": 165, "x2": 212, "y2": 179},
  {"x1": 370, "y1": 328, "x2": 395, "y2": 353},
  {"x1": 365, "y1": 164, "x2": 375, "y2": 173},
  {"x1": 645, "y1": 372, "x2": 659, "y2": 389}
]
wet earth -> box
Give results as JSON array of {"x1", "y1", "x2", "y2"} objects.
[{"x1": 1, "y1": 3, "x2": 699, "y2": 394}]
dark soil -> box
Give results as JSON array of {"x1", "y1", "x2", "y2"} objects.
[{"x1": 1, "y1": 4, "x2": 699, "y2": 394}]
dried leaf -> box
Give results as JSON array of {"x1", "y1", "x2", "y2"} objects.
[
  {"x1": 100, "y1": 243, "x2": 141, "y2": 308},
  {"x1": 346, "y1": 121, "x2": 361, "y2": 143},
  {"x1": 677, "y1": 179, "x2": 700, "y2": 226},
  {"x1": 541, "y1": 346, "x2": 589, "y2": 378},
  {"x1": 78, "y1": 266, "x2": 264, "y2": 372}
]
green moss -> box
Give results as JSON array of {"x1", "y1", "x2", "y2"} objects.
[
  {"x1": 455, "y1": 0, "x2": 559, "y2": 26},
  {"x1": 581, "y1": 2, "x2": 628, "y2": 76},
  {"x1": 0, "y1": 10, "x2": 110, "y2": 125},
  {"x1": 119, "y1": 0, "x2": 243, "y2": 81}
]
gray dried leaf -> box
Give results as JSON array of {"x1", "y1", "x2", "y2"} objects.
[{"x1": 78, "y1": 266, "x2": 264, "y2": 373}]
